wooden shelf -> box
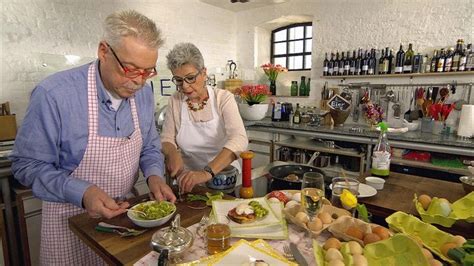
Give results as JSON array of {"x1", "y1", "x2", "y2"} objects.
[
  {"x1": 391, "y1": 157, "x2": 470, "y2": 176},
  {"x1": 320, "y1": 71, "x2": 474, "y2": 79},
  {"x1": 272, "y1": 95, "x2": 309, "y2": 98},
  {"x1": 274, "y1": 138, "x2": 364, "y2": 158}
]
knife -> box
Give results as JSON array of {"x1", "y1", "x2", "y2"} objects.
[{"x1": 289, "y1": 242, "x2": 308, "y2": 266}]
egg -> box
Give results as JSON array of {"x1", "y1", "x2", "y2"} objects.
[
  {"x1": 295, "y1": 211, "x2": 309, "y2": 224},
  {"x1": 345, "y1": 226, "x2": 364, "y2": 240},
  {"x1": 422, "y1": 248, "x2": 433, "y2": 260},
  {"x1": 372, "y1": 226, "x2": 390, "y2": 240},
  {"x1": 452, "y1": 235, "x2": 466, "y2": 247},
  {"x1": 318, "y1": 212, "x2": 333, "y2": 224},
  {"x1": 323, "y1": 238, "x2": 342, "y2": 250},
  {"x1": 268, "y1": 197, "x2": 280, "y2": 203},
  {"x1": 308, "y1": 218, "x2": 323, "y2": 231},
  {"x1": 429, "y1": 259, "x2": 443, "y2": 266},
  {"x1": 438, "y1": 198, "x2": 452, "y2": 217},
  {"x1": 292, "y1": 192, "x2": 301, "y2": 202},
  {"x1": 363, "y1": 233, "x2": 382, "y2": 245},
  {"x1": 348, "y1": 241, "x2": 363, "y2": 255},
  {"x1": 325, "y1": 248, "x2": 343, "y2": 261},
  {"x1": 327, "y1": 259, "x2": 344, "y2": 266},
  {"x1": 418, "y1": 194, "x2": 432, "y2": 210},
  {"x1": 440, "y1": 242, "x2": 457, "y2": 256},
  {"x1": 352, "y1": 254, "x2": 368, "y2": 266},
  {"x1": 284, "y1": 200, "x2": 299, "y2": 209}
]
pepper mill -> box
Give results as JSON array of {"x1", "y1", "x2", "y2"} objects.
[{"x1": 239, "y1": 151, "x2": 254, "y2": 199}]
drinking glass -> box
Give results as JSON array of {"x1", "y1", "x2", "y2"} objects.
[
  {"x1": 330, "y1": 177, "x2": 359, "y2": 215},
  {"x1": 206, "y1": 215, "x2": 231, "y2": 255},
  {"x1": 301, "y1": 172, "x2": 325, "y2": 220}
]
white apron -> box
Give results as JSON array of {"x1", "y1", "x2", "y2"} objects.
[
  {"x1": 176, "y1": 87, "x2": 240, "y2": 173},
  {"x1": 40, "y1": 63, "x2": 143, "y2": 265}
]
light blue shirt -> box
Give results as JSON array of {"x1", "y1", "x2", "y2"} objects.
[{"x1": 10, "y1": 61, "x2": 164, "y2": 208}]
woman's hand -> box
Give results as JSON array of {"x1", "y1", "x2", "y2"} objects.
[
  {"x1": 166, "y1": 152, "x2": 184, "y2": 177},
  {"x1": 177, "y1": 170, "x2": 212, "y2": 193}
]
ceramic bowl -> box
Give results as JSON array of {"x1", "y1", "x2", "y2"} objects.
[
  {"x1": 127, "y1": 201, "x2": 176, "y2": 228},
  {"x1": 206, "y1": 165, "x2": 238, "y2": 191},
  {"x1": 365, "y1": 176, "x2": 386, "y2": 190}
]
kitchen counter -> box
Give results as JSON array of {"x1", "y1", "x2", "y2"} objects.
[{"x1": 245, "y1": 118, "x2": 474, "y2": 156}]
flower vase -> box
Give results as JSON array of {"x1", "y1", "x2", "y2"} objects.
[
  {"x1": 269, "y1": 80, "x2": 276, "y2": 95},
  {"x1": 238, "y1": 103, "x2": 269, "y2": 121}
]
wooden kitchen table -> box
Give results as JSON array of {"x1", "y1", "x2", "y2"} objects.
[
  {"x1": 69, "y1": 187, "x2": 216, "y2": 266},
  {"x1": 357, "y1": 172, "x2": 474, "y2": 238}
]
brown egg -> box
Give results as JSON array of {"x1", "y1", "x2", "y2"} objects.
[
  {"x1": 318, "y1": 212, "x2": 333, "y2": 224},
  {"x1": 429, "y1": 259, "x2": 443, "y2": 266},
  {"x1": 363, "y1": 233, "x2": 382, "y2": 245},
  {"x1": 308, "y1": 218, "x2": 323, "y2": 231},
  {"x1": 452, "y1": 235, "x2": 466, "y2": 247},
  {"x1": 345, "y1": 226, "x2": 364, "y2": 240},
  {"x1": 418, "y1": 194, "x2": 432, "y2": 210},
  {"x1": 372, "y1": 226, "x2": 390, "y2": 240},
  {"x1": 295, "y1": 212, "x2": 309, "y2": 224},
  {"x1": 422, "y1": 248, "x2": 433, "y2": 260},
  {"x1": 440, "y1": 242, "x2": 457, "y2": 257},
  {"x1": 324, "y1": 237, "x2": 342, "y2": 250}
]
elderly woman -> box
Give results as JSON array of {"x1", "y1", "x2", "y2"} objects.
[{"x1": 161, "y1": 43, "x2": 248, "y2": 193}]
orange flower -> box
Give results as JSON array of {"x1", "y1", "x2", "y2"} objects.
[
  {"x1": 236, "y1": 84, "x2": 271, "y2": 105},
  {"x1": 261, "y1": 63, "x2": 287, "y2": 81}
]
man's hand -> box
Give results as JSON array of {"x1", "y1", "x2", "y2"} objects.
[
  {"x1": 177, "y1": 170, "x2": 212, "y2": 193},
  {"x1": 166, "y1": 152, "x2": 184, "y2": 178},
  {"x1": 148, "y1": 175, "x2": 176, "y2": 203},
  {"x1": 82, "y1": 185, "x2": 129, "y2": 219}
]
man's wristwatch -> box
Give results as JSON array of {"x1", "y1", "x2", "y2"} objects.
[{"x1": 203, "y1": 165, "x2": 215, "y2": 178}]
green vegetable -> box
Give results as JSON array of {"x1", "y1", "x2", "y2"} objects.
[
  {"x1": 134, "y1": 201, "x2": 175, "y2": 220},
  {"x1": 356, "y1": 204, "x2": 370, "y2": 223},
  {"x1": 186, "y1": 192, "x2": 224, "y2": 206},
  {"x1": 462, "y1": 254, "x2": 474, "y2": 266},
  {"x1": 448, "y1": 247, "x2": 467, "y2": 263}
]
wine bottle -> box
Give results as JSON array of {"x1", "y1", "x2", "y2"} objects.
[
  {"x1": 451, "y1": 39, "x2": 463, "y2": 71},
  {"x1": 299, "y1": 76, "x2": 306, "y2": 96},
  {"x1": 394, "y1": 44, "x2": 405, "y2": 74},
  {"x1": 413, "y1": 53, "x2": 422, "y2": 73},
  {"x1": 368, "y1": 49, "x2": 376, "y2": 75},
  {"x1": 323, "y1": 53, "x2": 329, "y2": 76},
  {"x1": 306, "y1": 78, "x2": 311, "y2": 96},
  {"x1": 328, "y1": 52, "x2": 334, "y2": 76},
  {"x1": 338, "y1": 52, "x2": 345, "y2": 76},
  {"x1": 403, "y1": 43, "x2": 414, "y2": 73},
  {"x1": 361, "y1": 50, "x2": 369, "y2": 75},
  {"x1": 290, "y1": 81, "x2": 298, "y2": 96},
  {"x1": 344, "y1": 51, "x2": 351, "y2": 75},
  {"x1": 355, "y1": 49, "x2": 362, "y2": 75},
  {"x1": 378, "y1": 49, "x2": 385, "y2": 74},
  {"x1": 430, "y1": 50, "x2": 438, "y2": 73},
  {"x1": 444, "y1": 47, "x2": 454, "y2": 72},
  {"x1": 464, "y1": 43, "x2": 473, "y2": 71},
  {"x1": 423, "y1": 54, "x2": 430, "y2": 73},
  {"x1": 385, "y1": 48, "x2": 393, "y2": 74},
  {"x1": 437, "y1": 48, "x2": 446, "y2": 72},
  {"x1": 333, "y1": 51, "x2": 340, "y2": 76},
  {"x1": 459, "y1": 48, "x2": 467, "y2": 71},
  {"x1": 349, "y1": 50, "x2": 356, "y2": 75},
  {"x1": 293, "y1": 103, "x2": 301, "y2": 124}
]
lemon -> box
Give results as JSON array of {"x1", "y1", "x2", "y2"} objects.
[{"x1": 340, "y1": 189, "x2": 357, "y2": 209}]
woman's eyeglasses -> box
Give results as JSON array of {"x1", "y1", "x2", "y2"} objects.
[
  {"x1": 171, "y1": 70, "x2": 202, "y2": 86},
  {"x1": 106, "y1": 43, "x2": 157, "y2": 79}
]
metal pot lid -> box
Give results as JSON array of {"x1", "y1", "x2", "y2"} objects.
[{"x1": 150, "y1": 214, "x2": 194, "y2": 254}]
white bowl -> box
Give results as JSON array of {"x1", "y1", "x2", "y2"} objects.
[
  {"x1": 365, "y1": 176, "x2": 386, "y2": 190},
  {"x1": 127, "y1": 201, "x2": 176, "y2": 228},
  {"x1": 238, "y1": 103, "x2": 269, "y2": 121}
]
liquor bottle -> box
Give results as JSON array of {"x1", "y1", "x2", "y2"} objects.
[
  {"x1": 355, "y1": 49, "x2": 362, "y2": 75},
  {"x1": 370, "y1": 122, "x2": 391, "y2": 178},
  {"x1": 333, "y1": 51, "x2": 340, "y2": 76},
  {"x1": 361, "y1": 50, "x2": 369, "y2": 75},
  {"x1": 444, "y1": 47, "x2": 454, "y2": 72},
  {"x1": 459, "y1": 48, "x2": 467, "y2": 71},
  {"x1": 290, "y1": 81, "x2": 298, "y2": 96},
  {"x1": 437, "y1": 49, "x2": 446, "y2": 72},
  {"x1": 423, "y1": 54, "x2": 430, "y2": 73},
  {"x1": 338, "y1": 52, "x2": 345, "y2": 76},
  {"x1": 465, "y1": 44, "x2": 474, "y2": 71},
  {"x1": 344, "y1": 51, "x2": 351, "y2": 75},
  {"x1": 378, "y1": 49, "x2": 385, "y2": 74},
  {"x1": 323, "y1": 53, "x2": 329, "y2": 76},
  {"x1": 299, "y1": 76, "x2": 306, "y2": 96},
  {"x1": 306, "y1": 78, "x2": 311, "y2": 96},
  {"x1": 403, "y1": 43, "x2": 414, "y2": 73},
  {"x1": 430, "y1": 50, "x2": 439, "y2": 73},
  {"x1": 328, "y1": 52, "x2": 335, "y2": 76},
  {"x1": 349, "y1": 50, "x2": 356, "y2": 75},
  {"x1": 384, "y1": 48, "x2": 393, "y2": 74},
  {"x1": 368, "y1": 49, "x2": 376, "y2": 75},
  {"x1": 395, "y1": 44, "x2": 405, "y2": 74},
  {"x1": 293, "y1": 103, "x2": 301, "y2": 124},
  {"x1": 451, "y1": 39, "x2": 463, "y2": 71}
]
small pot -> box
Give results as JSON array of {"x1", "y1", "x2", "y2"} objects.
[
  {"x1": 206, "y1": 165, "x2": 237, "y2": 191},
  {"x1": 266, "y1": 164, "x2": 327, "y2": 191}
]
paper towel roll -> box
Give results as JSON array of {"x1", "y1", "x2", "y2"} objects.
[{"x1": 457, "y1": 105, "x2": 474, "y2": 138}]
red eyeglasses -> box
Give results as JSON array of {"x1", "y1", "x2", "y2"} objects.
[{"x1": 106, "y1": 43, "x2": 157, "y2": 79}]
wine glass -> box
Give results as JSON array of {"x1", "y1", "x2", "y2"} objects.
[{"x1": 301, "y1": 172, "x2": 325, "y2": 221}]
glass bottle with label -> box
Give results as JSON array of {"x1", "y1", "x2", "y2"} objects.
[
  {"x1": 299, "y1": 77, "x2": 306, "y2": 96},
  {"x1": 293, "y1": 103, "x2": 301, "y2": 124},
  {"x1": 290, "y1": 81, "x2": 298, "y2": 96},
  {"x1": 403, "y1": 43, "x2": 414, "y2": 73},
  {"x1": 395, "y1": 44, "x2": 405, "y2": 74},
  {"x1": 371, "y1": 122, "x2": 391, "y2": 178},
  {"x1": 437, "y1": 49, "x2": 446, "y2": 72},
  {"x1": 430, "y1": 50, "x2": 439, "y2": 73},
  {"x1": 328, "y1": 52, "x2": 335, "y2": 76},
  {"x1": 323, "y1": 53, "x2": 329, "y2": 76}
]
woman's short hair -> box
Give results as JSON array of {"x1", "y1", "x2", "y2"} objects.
[
  {"x1": 166, "y1": 43, "x2": 205, "y2": 71},
  {"x1": 103, "y1": 10, "x2": 164, "y2": 49}
]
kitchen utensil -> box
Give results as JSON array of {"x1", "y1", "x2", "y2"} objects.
[
  {"x1": 313, "y1": 155, "x2": 330, "y2": 168},
  {"x1": 282, "y1": 244, "x2": 295, "y2": 261},
  {"x1": 306, "y1": 151, "x2": 320, "y2": 166},
  {"x1": 289, "y1": 242, "x2": 309, "y2": 266},
  {"x1": 439, "y1": 87, "x2": 449, "y2": 103},
  {"x1": 422, "y1": 87, "x2": 433, "y2": 117},
  {"x1": 228, "y1": 61, "x2": 237, "y2": 79},
  {"x1": 125, "y1": 209, "x2": 147, "y2": 217},
  {"x1": 95, "y1": 222, "x2": 146, "y2": 237},
  {"x1": 266, "y1": 164, "x2": 327, "y2": 191},
  {"x1": 392, "y1": 91, "x2": 401, "y2": 119}
]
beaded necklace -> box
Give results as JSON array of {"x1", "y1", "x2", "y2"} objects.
[{"x1": 186, "y1": 98, "x2": 208, "y2": 112}]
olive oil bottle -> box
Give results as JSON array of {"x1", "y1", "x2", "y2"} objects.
[{"x1": 371, "y1": 122, "x2": 391, "y2": 178}]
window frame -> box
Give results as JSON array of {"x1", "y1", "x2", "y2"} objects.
[{"x1": 270, "y1": 22, "x2": 312, "y2": 71}]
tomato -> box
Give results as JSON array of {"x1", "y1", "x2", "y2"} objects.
[{"x1": 267, "y1": 191, "x2": 289, "y2": 204}]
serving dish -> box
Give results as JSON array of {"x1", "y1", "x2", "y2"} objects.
[{"x1": 127, "y1": 200, "x2": 176, "y2": 228}]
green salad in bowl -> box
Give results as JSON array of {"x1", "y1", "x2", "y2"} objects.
[{"x1": 128, "y1": 201, "x2": 176, "y2": 228}]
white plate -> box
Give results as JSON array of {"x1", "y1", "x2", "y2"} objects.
[{"x1": 329, "y1": 183, "x2": 377, "y2": 198}]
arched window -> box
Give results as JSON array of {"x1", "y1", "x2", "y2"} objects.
[{"x1": 271, "y1": 22, "x2": 312, "y2": 71}]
